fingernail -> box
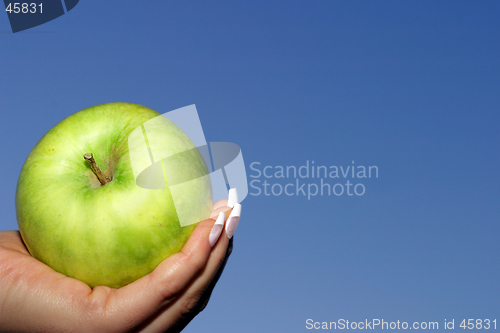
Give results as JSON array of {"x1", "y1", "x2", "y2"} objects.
[
  {"x1": 226, "y1": 203, "x2": 241, "y2": 239},
  {"x1": 209, "y1": 212, "x2": 225, "y2": 247},
  {"x1": 227, "y1": 188, "x2": 238, "y2": 208}
]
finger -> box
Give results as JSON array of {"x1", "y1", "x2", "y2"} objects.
[
  {"x1": 171, "y1": 203, "x2": 240, "y2": 323},
  {"x1": 137, "y1": 221, "x2": 234, "y2": 332},
  {"x1": 213, "y1": 199, "x2": 228, "y2": 211},
  {"x1": 96, "y1": 217, "x2": 218, "y2": 326},
  {"x1": 210, "y1": 205, "x2": 232, "y2": 219},
  {"x1": 212, "y1": 187, "x2": 238, "y2": 217},
  {"x1": 172, "y1": 202, "x2": 240, "y2": 320},
  {"x1": 164, "y1": 237, "x2": 234, "y2": 333}
]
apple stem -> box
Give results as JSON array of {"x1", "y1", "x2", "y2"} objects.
[{"x1": 84, "y1": 153, "x2": 109, "y2": 186}]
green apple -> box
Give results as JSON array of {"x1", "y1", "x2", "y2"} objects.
[{"x1": 16, "y1": 102, "x2": 212, "y2": 288}]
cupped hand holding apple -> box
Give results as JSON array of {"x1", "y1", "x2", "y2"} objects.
[
  {"x1": 16, "y1": 103, "x2": 216, "y2": 289},
  {"x1": 2, "y1": 102, "x2": 244, "y2": 332},
  {"x1": 0, "y1": 192, "x2": 241, "y2": 333}
]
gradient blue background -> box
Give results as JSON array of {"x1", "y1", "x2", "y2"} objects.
[{"x1": 1, "y1": 1, "x2": 499, "y2": 332}]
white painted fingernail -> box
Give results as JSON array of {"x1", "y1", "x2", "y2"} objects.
[
  {"x1": 227, "y1": 188, "x2": 238, "y2": 208},
  {"x1": 209, "y1": 212, "x2": 225, "y2": 247},
  {"x1": 226, "y1": 203, "x2": 241, "y2": 239}
]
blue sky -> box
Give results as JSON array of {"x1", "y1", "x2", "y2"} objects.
[{"x1": 1, "y1": 1, "x2": 499, "y2": 332}]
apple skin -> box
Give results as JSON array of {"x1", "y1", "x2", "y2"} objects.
[{"x1": 16, "y1": 102, "x2": 212, "y2": 288}]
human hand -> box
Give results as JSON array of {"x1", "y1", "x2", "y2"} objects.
[{"x1": 0, "y1": 190, "x2": 241, "y2": 333}]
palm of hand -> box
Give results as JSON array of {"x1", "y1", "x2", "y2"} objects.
[{"x1": 0, "y1": 201, "x2": 233, "y2": 333}]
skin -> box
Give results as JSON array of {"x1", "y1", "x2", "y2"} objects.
[
  {"x1": 16, "y1": 102, "x2": 213, "y2": 288},
  {"x1": 0, "y1": 200, "x2": 233, "y2": 333}
]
